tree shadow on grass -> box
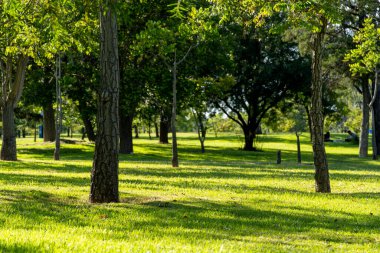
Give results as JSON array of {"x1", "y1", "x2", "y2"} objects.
[
  {"x1": 17, "y1": 146, "x2": 94, "y2": 161},
  {"x1": 0, "y1": 243, "x2": 42, "y2": 253},
  {"x1": 0, "y1": 186, "x2": 378, "y2": 250}
]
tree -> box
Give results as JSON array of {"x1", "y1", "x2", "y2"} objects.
[
  {"x1": 133, "y1": 3, "x2": 212, "y2": 167},
  {"x1": 205, "y1": 12, "x2": 311, "y2": 151},
  {"x1": 254, "y1": 0, "x2": 344, "y2": 192},
  {"x1": 90, "y1": 0, "x2": 120, "y2": 203},
  {"x1": 345, "y1": 17, "x2": 380, "y2": 159}
]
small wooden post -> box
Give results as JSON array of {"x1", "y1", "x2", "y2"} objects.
[{"x1": 277, "y1": 150, "x2": 281, "y2": 164}]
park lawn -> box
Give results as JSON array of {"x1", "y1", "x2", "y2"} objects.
[{"x1": 0, "y1": 133, "x2": 379, "y2": 252}]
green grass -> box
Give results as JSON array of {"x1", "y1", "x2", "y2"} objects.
[{"x1": 0, "y1": 133, "x2": 379, "y2": 252}]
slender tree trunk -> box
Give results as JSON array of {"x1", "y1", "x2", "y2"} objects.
[
  {"x1": 310, "y1": 17, "x2": 330, "y2": 193},
  {"x1": 119, "y1": 113, "x2": 133, "y2": 154},
  {"x1": 155, "y1": 122, "x2": 159, "y2": 138},
  {"x1": 171, "y1": 62, "x2": 179, "y2": 167},
  {"x1": 54, "y1": 55, "x2": 62, "y2": 161},
  {"x1": 193, "y1": 110, "x2": 206, "y2": 153},
  {"x1": 134, "y1": 125, "x2": 139, "y2": 138},
  {"x1": 359, "y1": 80, "x2": 370, "y2": 157},
  {"x1": 34, "y1": 122, "x2": 37, "y2": 142},
  {"x1": 148, "y1": 120, "x2": 152, "y2": 140},
  {"x1": 43, "y1": 103, "x2": 56, "y2": 142},
  {"x1": 159, "y1": 115, "x2": 169, "y2": 144},
  {"x1": 304, "y1": 105, "x2": 312, "y2": 141},
  {"x1": 296, "y1": 133, "x2": 301, "y2": 164},
  {"x1": 90, "y1": 0, "x2": 120, "y2": 203}
]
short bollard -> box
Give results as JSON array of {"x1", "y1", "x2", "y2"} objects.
[{"x1": 277, "y1": 150, "x2": 281, "y2": 164}]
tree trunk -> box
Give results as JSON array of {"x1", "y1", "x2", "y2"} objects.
[
  {"x1": 54, "y1": 55, "x2": 62, "y2": 161},
  {"x1": 148, "y1": 121, "x2": 152, "y2": 140},
  {"x1": 243, "y1": 127, "x2": 256, "y2": 151},
  {"x1": 155, "y1": 122, "x2": 159, "y2": 138},
  {"x1": 193, "y1": 110, "x2": 206, "y2": 153},
  {"x1": 159, "y1": 115, "x2": 169, "y2": 144},
  {"x1": 34, "y1": 123, "x2": 37, "y2": 142},
  {"x1": 0, "y1": 55, "x2": 28, "y2": 161},
  {"x1": 373, "y1": 75, "x2": 380, "y2": 156},
  {"x1": 90, "y1": 0, "x2": 120, "y2": 203},
  {"x1": 82, "y1": 116, "x2": 96, "y2": 141},
  {"x1": 134, "y1": 125, "x2": 139, "y2": 138},
  {"x1": 119, "y1": 113, "x2": 133, "y2": 154},
  {"x1": 359, "y1": 80, "x2": 370, "y2": 157},
  {"x1": 1, "y1": 103, "x2": 17, "y2": 160},
  {"x1": 171, "y1": 62, "x2": 179, "y2": 167},
  {"x1": 305, "y1": 105, "x2": 312, "y2": 141},
  {"x1": 310, "y1": 17, "x2": 330, "y2": 193},
  {"x1": 43, "y1": 103, "x2": 56, "y2": 142},
  {"x1": 296, "y1": 133, "x2": 301, "y2": 164}
]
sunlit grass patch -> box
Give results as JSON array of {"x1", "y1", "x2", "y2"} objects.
[{"x1": 0, "y1": 133, "x2": 379, "y2": 252}]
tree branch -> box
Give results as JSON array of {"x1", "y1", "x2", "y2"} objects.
[{"x1": 177, "y1": 42, "x2": 198, "y2": 66}]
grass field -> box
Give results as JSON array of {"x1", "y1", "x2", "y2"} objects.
[{"x1": 0, "y1": 132, "x2": 379, "y2": 252}]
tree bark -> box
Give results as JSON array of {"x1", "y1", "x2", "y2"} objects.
[
  {"x1": 310, "y1": 17, "x2": 330, "y2": 193},
  {"x1": 171, "y1": 62, "x2": 179, "y2": 167},
  {"x1": 1, "y1": 103, "x2": 17, "y2": 160},
  {"x1": 159, "y1": 114, "x2": 169, "y2": 144},
  {"x1": 43, "y1": 103, "x2": 56, "y2": 142},
  {"x1": 243, "y1": 127, "x2": 256, "y2": 151},
  {"x1": 0, "y1": 55, "x2": 28, "y2": 161},
  {"x1": 359, "y1": 80, "x2": 370, "y2": 157},
  {"x1": 34, "y1": 122, "x2": 37, "y2": 142},
  {"x1": 370, "y1": 70, "x2": 379, "y2": 160},
  {"x1": 119, "y1": 113, "x2": 133, "y2": 154},
  {"x1": 305, "y1": 105, "x2": 312, "y2": 141},
  {"x1": 90, "y1": 0, "x2": 120, "y2": 203},
  {"x1": 296, "y1": 133, "x2": 301, "y2": 164},
  {"x1": 82, "y1": 116, "x2": 96, "y2": 141},
  {"x1": 155, "y1": 122, "x2": 159, "y2": 138},
  {"x1": 373, "y1": 74, "x2": 380, "y2": 156},
  {"x1": 134, "y1": 125, "x2": 139, "y2": 138},
  {"x1": 54, "y1": 55, "x2": 62, "y2": 161}
]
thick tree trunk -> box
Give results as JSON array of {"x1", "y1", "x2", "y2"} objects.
[
  {"x1": 1, "y1": 104, "x2": 17, "y2": 160},
  {"x1": 43, "y1": 103, "x2": 56, "y2": 142},
  {"x1": 159, "y1": 115, "x2": 169, "y2": 144},
  {"x1": 359, "y1": 81, "x2": 370, "y2": 157},
  {"x1": 90, "y1": 0, "x2": 120, "y2": 203},
  {"x1": 82, "y1": 116, "x2": 96, "y2": 141},
  {"x1": 243, "y1": 127, "x2": 256, "y2": 151},
  {"x1": 310, "y1": 17, "x2": 330, "y2": 193},
  {"x1": 0, "y1": 55, "x2": 28, "y2": 161},
  {"x1": 171, "y1": 63, "x2": 179, "y2": 167},
  {"x1": 373, "y1": 77, "x2": 380, "y2": 156},
  {"x1": 119, "y1": 113, "x2": 133, "y2": 154}
]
